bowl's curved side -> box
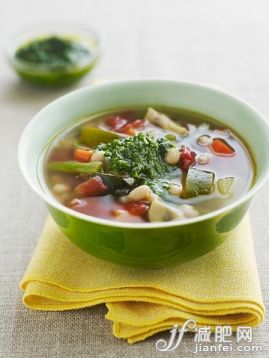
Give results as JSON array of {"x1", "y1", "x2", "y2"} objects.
[{"x1": 48, "y1": 200, "x2": 250, "y2": 268}]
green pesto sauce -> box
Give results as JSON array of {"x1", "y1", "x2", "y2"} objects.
[
  {"x1": 98, "y1": 132, "x2": 174, "y2": 180},
  {"x1": 15, "y1": 36, "x2": 91, "y2": 70}
]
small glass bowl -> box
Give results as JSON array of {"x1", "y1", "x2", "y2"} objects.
[{"x1": 7, "y1": 22, "x2": 100, "y2": 86}]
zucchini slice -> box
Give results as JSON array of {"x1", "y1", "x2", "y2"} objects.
[
  {"x1": 217, "y1": 177, "x2": 235, "y2": 195},
  {"x1": 184, "y1": 167, "x2": 215, "y2": 198}
]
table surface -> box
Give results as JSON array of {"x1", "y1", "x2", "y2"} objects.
[{"x1": 1, "y1": 0, "x2": 269, "y2": 357}]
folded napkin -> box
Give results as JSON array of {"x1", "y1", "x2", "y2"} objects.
[{"x1": 21, "y1": 214, "x2": 265, "y2": 344}]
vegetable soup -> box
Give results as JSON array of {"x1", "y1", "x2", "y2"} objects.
[{"x1": 43, "y1": 107, "x2": 254, "y2": 223}]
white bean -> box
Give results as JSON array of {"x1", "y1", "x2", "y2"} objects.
[
  {"x1": 91, "y1": 150, "x2": 105, "y2": 162},
  {"x1": 197, "y1": 135, "x2": 212, "y2": 146},
  {"x1": 165, "y1": 147, "x2": 180, "y2": 165},
  {"x1": 197, "y1": 153, "x2": 212, "y2": 165},
  {"x1": 168, "y1": 183, "x2": 182, "y2": 196},
  {"x1": 52, "y1": 183, "x2": 70, "y2": 194},
  {"x1": 128, "y1": 185, "x2": 153, "y2": 202}
]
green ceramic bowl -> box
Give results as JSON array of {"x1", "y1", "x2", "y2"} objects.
[
  {"x1": 18, "y1": 80, "x2": 269, "y2": 268},
  {"x1": 7, "y1": 23, "x2": 100, "y2": 86}
]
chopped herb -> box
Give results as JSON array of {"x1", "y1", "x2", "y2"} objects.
[{"x1": 98, "y1": 132, "x2": 174, "y2": 180}]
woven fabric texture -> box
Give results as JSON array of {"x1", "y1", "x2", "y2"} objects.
[{"x1": 20, "y1": 215, "x2": 264, "y2": 344}]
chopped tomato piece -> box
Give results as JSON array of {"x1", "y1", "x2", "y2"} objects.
[
  {"x1": 105, "y1": 114, "x2": 144, "y2": 135},
  {"x1": 131, "y1": 119, "x2": 144, "y2": 128},
  {"x1": 74, "y1": 176, "x2": 109, "y2": 197},
  {"x1": 105, "y1": 115, "x2": 127, "y2": 130},
  {"x1": 73, "y1": 148, "x2": 93, "y2": 162},
  {"x1": 210, "y1": 138, "x2": 235, "y2": 156},
  {"x1": 118, "y1": 123, "x2": 135, "y2": 135},
  {"x1": 179, "y1": 147, "x2": 196, "y2": 171},
  {"x1": 124, "y1": 201, "x2": 150, "y2": 216}
]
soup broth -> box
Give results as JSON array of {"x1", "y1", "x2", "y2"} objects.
[{"x1": 43, "y1": 107, "x2": 254, "y2": 223}]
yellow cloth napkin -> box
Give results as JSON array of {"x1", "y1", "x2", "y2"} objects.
[{"x1": 21, "y1": 214, "x2": 265, "y2": 344}]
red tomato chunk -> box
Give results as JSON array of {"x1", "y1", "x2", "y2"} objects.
[
  {"x1": 118, "y1": 123, "x2": 135, "y2": 135},
  {"x1": 74, "y1": 176, "x2": 109, "y2": 197},
  {"x1": 131, "y1": 119, "x2": 144, "y2": 128},
  {"x1": 124, "y1": 201, "x2": 150, "y2": 216},
  {"x1": 105, "y1": 115, "x2": 144, "y2": 135},
  {"x1": 179, "y1": 147, "x2": 196, "y2": 171},
  {"x1": 105, "y1": 116, "x2": 127, "y2": 131}
]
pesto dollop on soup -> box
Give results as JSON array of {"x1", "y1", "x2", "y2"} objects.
[
  {"x1": 98, "y1": 133, "x2": 174, "y2": 180},
  {"x1": 44, "y1": 107, "x2": 254, "y2": 223},
  {"x1": 15, "y1": 36, "x2": 91, "y2": 69}
]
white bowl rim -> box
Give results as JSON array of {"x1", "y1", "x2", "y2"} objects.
[{"x1": 18, "y1": 79, "x2": 269, "y2": 229}]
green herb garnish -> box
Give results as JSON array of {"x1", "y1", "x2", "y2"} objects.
[{"x1": 98, "y1": 132, "x2": 174, "y2": 180}]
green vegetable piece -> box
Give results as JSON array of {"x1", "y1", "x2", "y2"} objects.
[
  {"x1": 165, "y1": 133, "x2": 177, "y2": 141},
  {"x1": 47, "y1": 160, "x2": 103, "y2": 174},
  {"x1": 184, "y1": 167, "x2": 215, "y2": 198},
  {"x1": 80, "y1": 127, "x2": 120, "y2": 147},
  {"x1": 217, "y1": 177, "x2": 235, "y2": 195}
]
